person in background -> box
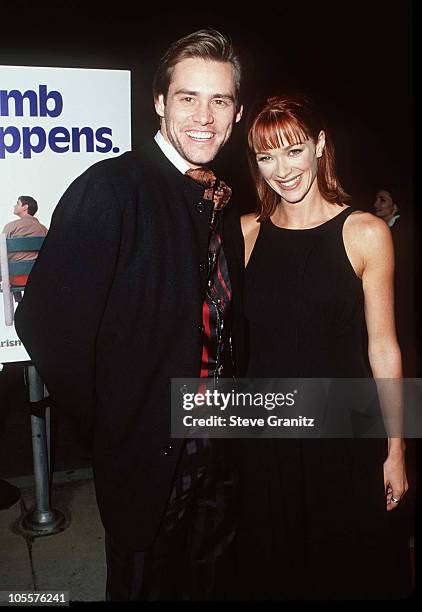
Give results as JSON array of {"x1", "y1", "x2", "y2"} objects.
[
  {"x1": 1, "y1": 196, "x2": 48, "y2": 286},
  {"x1": 374, "y1": 189, "x2": 400, "y2": 227}
]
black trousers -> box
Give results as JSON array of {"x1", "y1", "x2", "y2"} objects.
[{"x1": 105, "y1": 438, "x2": 238, "y2": 601}]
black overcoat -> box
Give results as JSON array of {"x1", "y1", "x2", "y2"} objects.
[{"x1": 15, "y1": 140, "x2": 246, "y2": 549}]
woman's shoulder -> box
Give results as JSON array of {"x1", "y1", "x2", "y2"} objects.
[
  {"x1": 345, "y1": 208, "x2": 391, "y2": 236},
  {"x1": 344, "y1": 208, "x2": 393, "y2": 253}
]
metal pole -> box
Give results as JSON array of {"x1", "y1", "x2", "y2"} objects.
[
  {"x1": 46, "y1": 404, "x2": 51, "y2": 476},
  {"x1": 20, "y1": 365, "x2": 66, "y2": 536},
  {"x1": 44, "y1": 383, "x2": 51, "y2": 474}
]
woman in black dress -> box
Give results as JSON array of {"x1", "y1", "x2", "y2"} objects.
[{"x1": 235, "y1": 94, "x2": 412, "y2": 600}]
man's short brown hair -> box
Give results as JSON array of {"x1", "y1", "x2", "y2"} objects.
[
  {"x1": 153, "y1": 28, "x2": 242, "y2": 110},
  {"x1": 18, "y1": 195, "x2": 38, "y2": 216}
]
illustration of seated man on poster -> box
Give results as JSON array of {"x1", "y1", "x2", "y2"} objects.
[{"x1": 1, "y1": 195, "x2": 48, "y2": 289}]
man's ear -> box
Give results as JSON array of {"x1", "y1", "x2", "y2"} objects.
[
  {"x1": 235, "y1": 104, "x2": 244, "y2": 124},
  {"x1": 154, "y1": 94, "x2": 165, "y2": 118},
  {"x1": 316, "y1": 130, "x2": 326, "y2": 158}
]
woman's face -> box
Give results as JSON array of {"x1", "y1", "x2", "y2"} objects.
[
  {"x1": 374, "y1": 190, "x2": 394, "y2": 217},
  {"x1": 255, "y1": 131, "x2": 325, "y2": 204}
]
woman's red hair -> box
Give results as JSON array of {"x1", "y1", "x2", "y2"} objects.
[{"x1": 247, "y1": 94, "x2": 351, "y2": 220}]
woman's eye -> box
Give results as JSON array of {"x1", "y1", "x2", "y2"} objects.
[
  {"x1": 289, "y1": 148, "x2": 302, "y2": 156},
  {"x1": 257, "y1": 156, "x2": 272, "y2": 162}
]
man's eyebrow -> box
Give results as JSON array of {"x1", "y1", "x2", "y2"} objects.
[
  {"x1": 212, "y1": 93, "x2": 235, "y2": 101},
  {"x1": 173, "y1": 89, "x2": 197, "y2": 96},
  {"x1": 173, "y1": 89, "x2": 234, "y2": 101}
]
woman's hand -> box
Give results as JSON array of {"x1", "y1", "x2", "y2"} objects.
[{"x1": 383, "y1": 451, "x2": 408, "y2": 511}]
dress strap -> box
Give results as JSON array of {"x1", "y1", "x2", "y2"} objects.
[{"x1": 337, "y1": 206, "x2": 356, "y2": 225}]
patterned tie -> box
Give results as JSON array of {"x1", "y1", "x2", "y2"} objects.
[{"x1": 185, "y1": 168, "x2": 232, "y2": 211}]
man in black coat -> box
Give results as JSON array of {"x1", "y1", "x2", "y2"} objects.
[{"x1": 15, "y1": 29, "x2": 245, "y2": 600}]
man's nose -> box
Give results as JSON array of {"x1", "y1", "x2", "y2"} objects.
[{"x1": 192, "y1": 101, "x2": 214, "y2": 125}]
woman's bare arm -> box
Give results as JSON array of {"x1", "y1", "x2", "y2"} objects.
[{"x1": 344, "y1": 212, "x2": 408, "y2": 510}]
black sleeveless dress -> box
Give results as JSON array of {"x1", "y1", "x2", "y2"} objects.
[{"x1": 235, "y1": 208, "x2": 412, "y2": 600}]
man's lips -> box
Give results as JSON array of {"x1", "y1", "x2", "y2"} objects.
[{"x1": 185, "y1": 130, "x2": 215, "y2": 142}]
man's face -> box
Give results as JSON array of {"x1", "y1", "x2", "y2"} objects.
[
  {"x1": 14, "y1": 199, "x2": 26, "y2": 216},
  {"x1": 155, "y1": 58, "x2": 243, "y2": 168}
]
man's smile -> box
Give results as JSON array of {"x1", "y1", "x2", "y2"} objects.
[{"x1": 185, "y1": 130, "x2": 215, "y2": 142}]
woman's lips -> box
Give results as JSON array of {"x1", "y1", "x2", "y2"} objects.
[{"x1": 276, "y1": 174, "x2": 302, "y2": 191}]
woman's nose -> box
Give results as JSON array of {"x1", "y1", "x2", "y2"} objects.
[{"x1": 275, "y1": 157, "x2": 291, "y2": 178}]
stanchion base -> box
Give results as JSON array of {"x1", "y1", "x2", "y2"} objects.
[{"x1": 19, "y1": 508, "x2": 68, "y2": 537}]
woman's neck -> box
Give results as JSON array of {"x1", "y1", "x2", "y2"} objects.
[{"x1": 272, "y1": 193, "x2": 343, "y2": 229}]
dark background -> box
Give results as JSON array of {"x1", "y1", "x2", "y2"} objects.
[
  {"x1": 0, "y1": 1, "x2": 414, "y2": 208},
  {"x1": 1, "y1": 0, "x2": 419, "y2": 594}
]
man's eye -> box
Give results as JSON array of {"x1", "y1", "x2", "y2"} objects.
[
  {"x1": 213, "y1": 99, "x2": 228, "y2": 107},
  {"x1": 181, "y1": 96, "x2": 195, "y2": 103}
]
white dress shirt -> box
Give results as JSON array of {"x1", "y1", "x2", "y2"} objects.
[{"x1": 154, "y1": 130, "x2": 191, "y2": 175}]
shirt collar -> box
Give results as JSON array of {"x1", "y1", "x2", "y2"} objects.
[
  {"x1": 154, "y1": 131, "x2": 191, "y2": 175},
  {"x1": 388, "y1": 214, "x2": 400, "y2": 228}
]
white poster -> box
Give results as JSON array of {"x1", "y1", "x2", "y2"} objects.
[{"x1": 0, "y1": 66, "x2": 131, "y2": 362}]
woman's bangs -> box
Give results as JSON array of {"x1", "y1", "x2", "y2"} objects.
[{"x1": 250, "y1": 114, "x2": 308, "y2": 152}]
